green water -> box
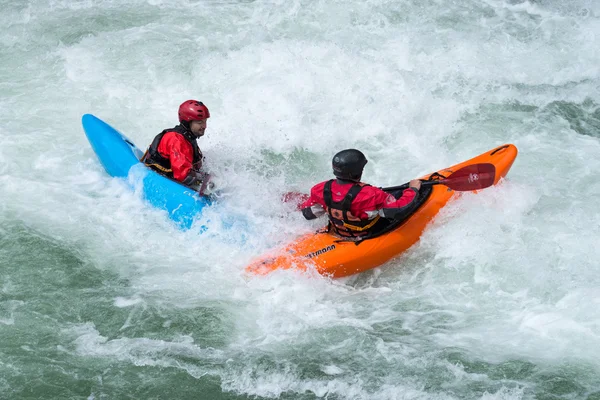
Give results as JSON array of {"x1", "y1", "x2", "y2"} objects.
[{"x1": 2, "y1": 0, "x2": 600, "y2": 398}]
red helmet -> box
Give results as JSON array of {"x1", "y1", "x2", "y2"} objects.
[{"x1": 178, "y1": 100, "x2": 210, "y2": 122}]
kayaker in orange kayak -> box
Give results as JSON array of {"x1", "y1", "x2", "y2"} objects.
[
  {"x1": 250, "y1": 145, "x2": 515, "y2": 278},
  {"x1": 299, "y1": 149, "x2": 422, "y2": 238}
]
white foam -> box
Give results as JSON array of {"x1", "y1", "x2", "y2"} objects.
[{"x1": 3, "y1": 0, "x2": 600, "y2": 397}]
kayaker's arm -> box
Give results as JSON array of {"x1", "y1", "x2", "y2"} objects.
[
  {"x1": 378, "y1": 189, "x2": 418, "y2": 218},
  {"x1": 161, "y1": 134, "x2": 196, "y2": 182},
  {"x1": 302, "y1": 204, "x2": 326, "y2": 220},
  {"x1": 377, "y1": 180, "x2": 421, "y2": 219},
  {"x1": 299, "y1": 183, "x2": 328, "y2": 220}
]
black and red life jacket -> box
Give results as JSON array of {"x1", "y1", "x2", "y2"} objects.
[
  {"x1": 142, "y1": 124, "x2": 203, "y2": 178},
  {"x1": 323, "y1": 180, "x2": 381, "y2": 237}
]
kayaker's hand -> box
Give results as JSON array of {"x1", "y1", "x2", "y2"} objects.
[
  {"x1": 183, "y1": 169, "x2": 205, "y2": 187},
  {"x1": 201, "y1": 181, "x2": 216, "y2": 196},
  {"x1": 409, "y1": 179, "x2": 421, "y2": 191}
]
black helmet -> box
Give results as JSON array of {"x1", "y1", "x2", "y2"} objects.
[{"x1": 332, "y1": 149, "x2": 368, "y2": 182}]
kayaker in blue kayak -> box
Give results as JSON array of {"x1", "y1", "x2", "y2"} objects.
[
  {"x1": 299, "y1": 149, "x2": 422, "y2": 238},
  {"x1": 142, "y1": 100, "x2": 210, "y2": 188}
]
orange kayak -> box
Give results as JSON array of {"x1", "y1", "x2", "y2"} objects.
[{"x1": 246, "y1": 144, "x2": 518, "y2": 278}]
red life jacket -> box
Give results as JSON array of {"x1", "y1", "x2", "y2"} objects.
[
  {"x1": 323, "y1": 180, "x2": 381, "y2": 237},
  {"x1": 142, "y1": 125, "x2": 202, "y2": 178}
]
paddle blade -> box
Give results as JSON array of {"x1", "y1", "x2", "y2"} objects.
[
  {"x1": 441, "y1": 163, "x2": 496, "y2": 191},
  {"x1": 281, "y1": 191, "x2": 310, "y2": 209}
]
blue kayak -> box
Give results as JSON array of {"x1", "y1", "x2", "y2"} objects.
[{"x1": 81, "y1": 114, "x2": 212, "y2": 229}]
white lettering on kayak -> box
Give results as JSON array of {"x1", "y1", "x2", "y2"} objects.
[{"x1": 305, "y1": 245, "x2": 336, "y2": 259}]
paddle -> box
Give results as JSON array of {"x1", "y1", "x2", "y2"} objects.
[
  {"x1": 382, "y1": 163, "x2": 496, "y2": 192},
  {"x1": 281, "y1": 163, "x2": 497, "y2": 208},
  {"x1": 281, "y1": 191, "x2": 310, "y2": 206}
]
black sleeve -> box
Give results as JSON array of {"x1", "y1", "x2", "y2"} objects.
[
  {"x1": 182, "y1": 170, "x2": 199, "y2": 186},
  {"x1": 302, "y1": 207, "x2": 318, "y2": 220},
  {"x1": 379, "y1": 188, "x2": 419, "y2": 219}
]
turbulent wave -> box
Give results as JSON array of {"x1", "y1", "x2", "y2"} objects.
[{"x1": 1, "y1": 0, "x2": 599, "y2": 399}]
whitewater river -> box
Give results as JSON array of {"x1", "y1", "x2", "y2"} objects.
[{"x1": 1, "y1": 0, "x2": 599, "y2": 398}]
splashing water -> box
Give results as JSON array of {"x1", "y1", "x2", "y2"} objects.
[{"x1": 1, "y1": 0, "x2": 600, "y2": 398}]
